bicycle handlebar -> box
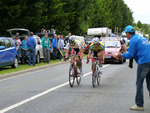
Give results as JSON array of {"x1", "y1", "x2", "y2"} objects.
[{"x1": 86, "y1": 56, "x2": 103, "y2": 64}]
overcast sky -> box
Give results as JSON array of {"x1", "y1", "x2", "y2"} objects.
[{"x1": 124, "y1": 0, "x2": 150, "y2": 24}]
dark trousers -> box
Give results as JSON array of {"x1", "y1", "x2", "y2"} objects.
[
  {"x1": 58, "y1": 48, "x2": 63, "y2": 60},
  {"x1": 53, "y1": 47, "x2": 57, "y2": 60},
  {"x1": 28, "y1": 47, "x2": 36, "y2": 66},
  {"x1": 136, "y1": 62, "x2": 150, "y2": 107},
  {"x1": 17, "y1": 48, "x2": 21, "y2": 63},
  {"x1": 21, "y1": 49, "x2": 28, "y2": 64},
  {"x1": 43, "y1": 48, "x2": 50, "y2": 63}
]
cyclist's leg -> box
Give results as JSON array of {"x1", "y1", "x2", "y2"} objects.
[
  {"x1": 75, "y1": 49, "x2": 83, "y2": 76},
  {"x1": 75, "y1": 48, "x2": 81, "y2": 67},
  {"x1": 97, "y1": 51, "x2": 103, "y2": 67},
  {"x1": 92, "y1": 51, "x2": 97, "y2": 71}
]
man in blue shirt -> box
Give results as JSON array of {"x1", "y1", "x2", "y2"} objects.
[
  {"x1": 52, "y1": 34, "x2": 57, "y2": 60},
  {"x1": 114, "y1": 25, "x2": 150, "y2": 111},
  {"x1": 27, "y1": 32, "x2": 36, "y2": 66}
]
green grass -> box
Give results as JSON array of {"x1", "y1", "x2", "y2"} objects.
[
  {"x1": 0, "y1": 59, "x2": 61, "y2": 76},
  {"x1": 0, "y1": 54, "x2": 88, "y2": 76}
]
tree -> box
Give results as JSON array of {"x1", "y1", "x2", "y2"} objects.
[{"x1": 137, "y1": 21, "x2": 143, "y2": 28}]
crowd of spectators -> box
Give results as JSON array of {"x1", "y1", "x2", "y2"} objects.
[{"x1": 13, "y1": 32, "x2": 70, "y2": 66}]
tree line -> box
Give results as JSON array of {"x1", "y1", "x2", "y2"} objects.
[
  {"x1": 134, "y1": 21, "x2": 150, "y2": 38},
  {"x1": 0, "y1": 0, "x2": 137, "y2": 36}
]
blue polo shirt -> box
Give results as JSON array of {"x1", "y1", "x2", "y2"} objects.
[
  {"x1": 27, "y1": 36, "x2": 36, "y2": 48},
  {"x1": 52, "y1": 37, "x2": 57, "y2": 48},
  {"x1": 122, "y1": 34, "x2": 150, "y2": 65}
]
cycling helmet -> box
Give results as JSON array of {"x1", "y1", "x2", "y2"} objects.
[
  {"x1": 69, "y1": 36, "x2": 75, "y2": 43},
  {"x1": 92, "y1": 37, "x2": 99, "y2": 44}
]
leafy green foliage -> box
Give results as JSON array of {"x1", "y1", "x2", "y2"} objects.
[{"x1": 0, "y1": 0, "x2": 135, "y2": 36}]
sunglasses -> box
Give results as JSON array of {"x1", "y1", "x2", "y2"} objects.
[{"x1": 94, "y1": 44, "x2": 98, "y2": 45}]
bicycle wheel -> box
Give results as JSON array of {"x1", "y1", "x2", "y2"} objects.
[
  {"x1": 97, "y1": 74, "x2": 101, "y2": 85},
  {"x1": 69, "y1": 64, "x2": 75, "y2": 87},
  {"x1": 92, "y1": 64, "x2": 96, "y2": 88},
  {"x1": 76, "y1": 67, "x2": 81, "y2": 85}
]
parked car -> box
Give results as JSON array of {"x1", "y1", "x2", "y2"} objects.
[
  {"x1": 7, "y1": 28, "x2": 44, "y2": 63},
  {"x1": 0, "y1": 37, "x2": 18, "y2": 68},
  {"x1": 33, "y1": 35, "x2": 44, "y2": 63},
  {"x1": 35, "y1": 32, "x2": 54, "y2": 41},
  {"x1": 101, "y1": 37, "x2": 126, "y2": 64},
  {"x1": 7, "y1": 28, "x2": 30, "y2": 39}
]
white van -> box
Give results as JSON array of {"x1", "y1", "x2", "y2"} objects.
[{"x1": 87, "y1": 27, "x2": 112, "y2": 37}]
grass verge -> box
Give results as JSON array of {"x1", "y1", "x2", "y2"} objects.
[
  {"x1": 0, "y1": 59, "x2": 61, "y2": 76},
  {"x1": 0, "y1": 54, "x2": 88, "y2": 76}
]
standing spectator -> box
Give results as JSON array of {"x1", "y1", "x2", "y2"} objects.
[
  {"x1": 49, "y1": 39, "x2": 53, "y2": 60},
  {"x1": 119, "y1": 40, "x2": 127, "y2": 53},
  {"x1": 113, "y1": 25, "x2": 150, "y2": 111},
  {"x1": 27, "y1": 32, "x2": 36, "y2": 66},
  {"x1": 42, "y1": 33, "x2": 50, "y2": 63},
  {"x1": 85, "y1": 42, "x2": 91, "y2": 54},
  {"x1": 58, "y1": 35, "x2": 64, "y2": 60},
  {"x1": 64, "y1": 32, "x2": 71, "y2": 45},
  {"x1": 14, "y1": 33, "x2": 22, "y2": 63},
  {"x1": 21, "y1": 36, "x2": 28, "y2": 64},
  {"x1": 57, "y1": 35, "x2": 60, "y2": 42},
  {"x1": 52, "y1": 34, "x2": 57, "y2": 60}
]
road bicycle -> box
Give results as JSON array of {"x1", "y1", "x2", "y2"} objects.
[
  {"x1": 67, "y1": 49, "x2": 82, "y2": 87},
  {"x1": 87, "y1": 57, "x2": 102, "y2": 88}
]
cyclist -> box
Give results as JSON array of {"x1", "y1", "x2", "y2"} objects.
[
  {"x1": 65, "y1": 36, "x2": 83, "y2": 77},
  {"x1": 86, "y1": 37, "x2": 105, "y2": 71}
]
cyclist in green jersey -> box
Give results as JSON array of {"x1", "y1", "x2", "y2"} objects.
[{"x1": 87, "y1": 37, "x2": 105, "y2": 70}]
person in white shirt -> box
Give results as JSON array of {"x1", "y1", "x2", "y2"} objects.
[{"x1": 58, "y1": 35, "x2": 64, "y2": 60}]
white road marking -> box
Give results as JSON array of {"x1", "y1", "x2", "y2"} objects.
[{"x1": 0, "y1": 64, "x2": 110, "y2": 113}]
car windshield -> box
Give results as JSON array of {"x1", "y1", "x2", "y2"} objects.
[
  {"x1": 11, "y1": 30, "x2": 29, "y2": 37},
  {"x1": 102, "y1": 41, "x2": 121, "y2": 48}
]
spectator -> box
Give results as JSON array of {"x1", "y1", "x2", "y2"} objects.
[
  {"x1": 52, "y1": 34, "x2": 57, "y2": 60},
  {"x1": 64, "y1": 32, "x2": 71, "y2": 45},
  {"x1": 27, "y1": 32, "x2": 36, "y2": 66},
  {"x1": 14, "y1": 33, "x2": 22, "y2": 63},
  {"x1": 42, "y1": 33, "x2": 50, "y2": 63},
  {"x1": 49, "y1": 39, "x2": 53, "y2": 60},
  {"x1": 21, "y1": 36, "x2": 28, "y2": 64},
  {"x1": 113, "y1": 25, "x2": 150, "y2": 111},
  {"x1": 58, "y1": 35, "x2": 64, "y2": 60},
  {"x1": 57, "y1": 35, "x2": 60, "y2": 42},
  {"x1": 119, "y1": 40, "x2": 127, "y2": 53},
  {"x1": 85, "y1": 42, "x2": 91, "y2": 54}
]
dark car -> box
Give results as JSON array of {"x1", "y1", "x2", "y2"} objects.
[
  {"x1": 0, "y1": 37, "x2": 18, "y2": 68},
  {"x1": 35, "y1": 32, "x2": 54, "y2": 41},
  {"x1": 7, "y1": 28, "x2": 30, "y2": 40},
  {"x1": 7, "y1": 28, "x2": 45, "y2": 63}
]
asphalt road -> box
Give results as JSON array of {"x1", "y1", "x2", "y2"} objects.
[{"x1": 0, "y1": 59, "x2": 149, "y2": 113}]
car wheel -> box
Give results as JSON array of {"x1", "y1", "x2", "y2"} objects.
[
  {"x1": 12, "y1": 57, "x2": 18, "y2": 68},
  {"x1": 123, "y1": 58, "x2": 126, "y2": 62},
  {"x1": 36, "y1": 52, "x2": 40, "y2": 63}
]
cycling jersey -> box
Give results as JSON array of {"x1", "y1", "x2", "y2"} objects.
[
  {"x1": 89, "y1": 42, "x2": 105, "y2": 52},
  {"x1": 66, "y1": 40, "x2": 82, "y2": 49}
]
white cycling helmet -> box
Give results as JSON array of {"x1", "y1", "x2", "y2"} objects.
[
  {"x1": 69, "y1": 36, "x2": 75, "y2": 43},
  {"x1": 92, "y1": 37, "x2": 99, "y2": 44}
]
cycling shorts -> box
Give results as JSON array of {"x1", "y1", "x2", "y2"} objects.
[{"x1": 93, "y1": 51, "x2": 102, "y2": 57}]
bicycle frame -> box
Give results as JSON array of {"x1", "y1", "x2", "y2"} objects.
[
  {"x1": 88, "y1": 57, "x2": 102, "y2": 87},
  {"x1": 68, "y1": 49, "x2": 81, "y2": 87},
  {"x1": 70, "y1": 49, "x2": 79, "y2": 77}
]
